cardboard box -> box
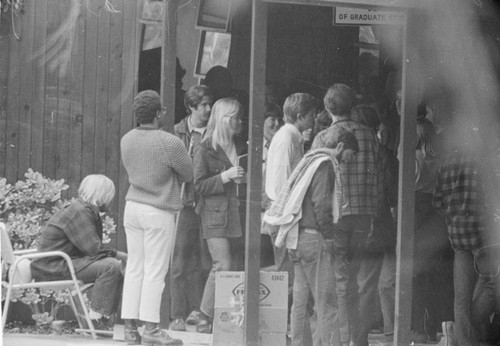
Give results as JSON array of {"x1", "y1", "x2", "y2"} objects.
[
  {"x1": 213, "y1": 306, "x2": 288, "y2": 333},
  {"x1": 215, "y1": 271, "x2": 288, "y2": 308},
  {"x1": 212, "y1": 271, "x2": 288, "y2": 346}
]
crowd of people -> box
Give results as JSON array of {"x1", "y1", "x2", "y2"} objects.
[{"x1": 29, "y1": 66, "x2": 500, "y2": 346}]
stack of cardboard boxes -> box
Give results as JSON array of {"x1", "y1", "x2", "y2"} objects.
[{"x1": 212, "y1": 271, "x2": 288, "y2": 346}]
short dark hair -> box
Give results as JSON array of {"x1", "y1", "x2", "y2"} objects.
[
  {"x1": 324, "y1": 83, "x2": 354, "y2": 116},
  {"x1": 350, "y1": 105, "x2": 380, "y2": 131},
  {"x1": 321, "y1": 126, "x2": 358, "y2": 153},
  {"x1": 133, "y1": 90, "x2": 161, "y2": 124},
  {"x1": 204, "y1": 66, "x2": 233, "y2": 90},
  {"x1": 264, "y1": 102, "x2": 283, "y2": 120},
  {"x1": 283, "y1": 93, "x2": 318, "y2": 123},
  {"x1": 314, "y1": 109, "x2": 332, "y2": 135},
  {"x1": 184, "y1": 85, "x2": 213, "y2": 114},
  {"x1": 338, "y1": 130, "x2": 359, "y2": 153}
]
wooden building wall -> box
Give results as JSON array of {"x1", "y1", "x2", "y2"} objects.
[{"x1": 0, "y1": 0, "x2": 139, "y2": 251}]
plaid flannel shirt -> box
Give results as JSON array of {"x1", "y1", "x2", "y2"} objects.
[
  {"x1": 433, "y1": 149, "x2": 485, "y2": 250},
  {"x1": 31, "y1": 198, "x2": 116, "y2": 281},
  {"x1": 312, "y1": 119, "x2": 380, "y2": 217}
]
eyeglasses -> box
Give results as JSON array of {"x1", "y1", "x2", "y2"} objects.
[
  {"x1": 224, "y1": 114, "x2": 242, "y2": 122},
  {"x1": 155, "y1": 107, "x2": 167, "y2": 119}
]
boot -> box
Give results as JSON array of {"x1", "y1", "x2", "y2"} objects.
[
  {"x1": 124, "y1": 319, "x2": 141, "y2": 345},
  {"x1": 143, "y1": 322, "x2": 183, "y2": 346}
]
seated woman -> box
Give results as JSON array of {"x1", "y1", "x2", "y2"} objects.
[{"x1": 30, "y1": 174, "x2": 127, "y2": 328}]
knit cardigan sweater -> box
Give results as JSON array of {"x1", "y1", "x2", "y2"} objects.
[{"x1": 121, "y1": 127, "x2": 193, "y2": 211}]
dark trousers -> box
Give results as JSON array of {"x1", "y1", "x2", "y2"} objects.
[
  {"x1": 332, "y1": 215, "x2": 384, "y2": 346},
  {"x1": 412, "y1": 193, "x2": 451, "y2": 336},
  {"x1": 76, "y1": 257, "x2": 123, "y2": 317},
  {"x1": 170, "y1": 206, "x2": 203, "y2": 319}
]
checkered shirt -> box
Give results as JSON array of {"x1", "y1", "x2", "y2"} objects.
[
  {"x1": 433, "y1": 149, "x2": 485, "y2": 250},
  {"x1": 312, "y1": 119, "x2": 380, "y2": 217}
]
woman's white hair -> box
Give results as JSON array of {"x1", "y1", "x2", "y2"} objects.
[
  {"x1": 204, "y1": 97, "x2": 242, "y2": 150},
  {"x1": 78, "y1": 174, "x2": 115, "y2": 207}
]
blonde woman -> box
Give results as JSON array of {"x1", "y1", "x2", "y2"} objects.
[
  {"x1": 31, "y1": 175, "x2": 127, "y2": 329},
  {"x1": 192, "y1": 97, "x2": 246, "y2": 332}
]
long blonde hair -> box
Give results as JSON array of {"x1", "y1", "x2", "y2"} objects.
[
  {"x1": 203, "y1": 97, "x2": 242, "y2": 150},
  {"x1": 78, "y1": 174, "x2": 115, "y2": 207}
]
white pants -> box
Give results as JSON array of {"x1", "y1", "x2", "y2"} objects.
[{"x1": 121, "y1": 201, "x2": 177, "y2": 323}]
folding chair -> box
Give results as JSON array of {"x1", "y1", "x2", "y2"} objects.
[{"x1": 1, "y1": 222, "x2": 97, "y2": 339}]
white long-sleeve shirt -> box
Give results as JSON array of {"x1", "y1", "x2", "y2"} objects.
[{"x1": 265, "y1": 123, "x2": 304, "y2": 201}]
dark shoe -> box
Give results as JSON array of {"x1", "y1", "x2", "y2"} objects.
[
  {"x1": 196, "y1": 319, "x2": 212, "y2": 334},
  {"x1": 142, "y1": 327, "x2": 183, "y2": 346},
  {"x1": 411, "y1": 331, "x2": 428, "y2": 343},
  {"x1": 124, "y1": 328, "x2": 141, "y2": 345},
  {"x1": 169, "y1": 318, "x2": 186, "y2": 331},
  {"x1": 186, "y1": 310, "x2": 203, "y2": 326},
  {"x1": 91, "y1": 317, "x2": 113, "y2": 332}
]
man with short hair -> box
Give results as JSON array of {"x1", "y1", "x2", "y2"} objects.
[
  {"x1": 170, "y1": 85, "x2": 213, "y2": 332},
  {"x1": 312, "y1": 83, "x2": 381, "y2": 346},
  {"x1": 265, "y1": 93, "x2": 317, "y2": 202},
  {"x1": 265, "y1": 92, "x2": 318, "y2": 345}
]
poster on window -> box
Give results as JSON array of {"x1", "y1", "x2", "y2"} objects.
[{"x1": 195, "y1": 31, "x2": 232, "y2": 77}]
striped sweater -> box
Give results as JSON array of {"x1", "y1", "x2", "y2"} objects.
[{"x1": 121, "y1": 127, "x2": 193, "y2": 211}]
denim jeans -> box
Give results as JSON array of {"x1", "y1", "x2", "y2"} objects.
[
  {"x1": 289, "y1": 230, "x2": 341, "y2": 346},
  {"x1": 332, "y1": 215, "x2": 384, "y2": 346},
  {"x1": 200, "y1": 237, "x2": 232, "y2": 318},
  {"x1": 77, "y1": 257, "x2": 123, "y2": 316},
  {"x1": 453, "y1": 248, "x2": 495, "y2": 346},
  {"x1": 170, "y1": 206, "x2": 203, "y2": 319},
  {"x1": 412, "y1": 193, "x2": 450, "y2": 336},
  {"x1": 472, "y1": 274, "x2": 499, "y2": 342},
  {"x1": 378, "y1": 249, "x2": 395, "y2": 335}
]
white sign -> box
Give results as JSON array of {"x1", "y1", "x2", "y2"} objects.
[{"x1": 335, "y1": 7, "x2": 406, "y2": 25}]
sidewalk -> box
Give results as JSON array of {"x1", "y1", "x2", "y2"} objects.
[
  {"x1": 3, "y1": 329, "x2": 212, "y2": 346},
  {"x1": 2, "y1": 331, "x2": 444, "y2": 346}
]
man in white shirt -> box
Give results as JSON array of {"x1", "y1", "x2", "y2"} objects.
[
  {"x1": 264, "y1": 92, "x2": 318, "y2": 345},
  {"x1": 265, "y1": 93, "x2": 317, "y2": 201}
]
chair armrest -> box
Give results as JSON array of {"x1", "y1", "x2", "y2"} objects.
[
  {"x1": 13, "y1": 249, "x2": 38, "y2": 255},
  {"x1": 10, "y1": 251, "x2": 80, "y2": 284},
  {"x1": 14, "y1": 250, "x2": 73, "y2": 263}
]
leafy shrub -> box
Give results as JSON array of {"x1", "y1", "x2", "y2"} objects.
[{"x1": 0, "y1": 169, "x2": 116, "y2": 249}]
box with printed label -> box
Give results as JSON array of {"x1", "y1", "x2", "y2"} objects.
[
  {"x1": 212, "y1": 271, "x2": 288, "y2": 346},
  {"x1": 214, "y1": 271, "x2": 288, "y2": 308}
]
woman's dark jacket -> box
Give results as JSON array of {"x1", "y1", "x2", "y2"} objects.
[{"x1": 193, "y1": 138, "x2": 243, "y2": 239}]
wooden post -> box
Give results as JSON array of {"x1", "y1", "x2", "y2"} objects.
[
  {"x1": 393, "y1": 8, "x2": 420, "y2": 346},
  {"x1": 161, "y1": 0, "x2": 177, "y2": 133},
  {"x1": 244, "y1": 0, "x2": 267, "y2": 345},
  {"x1": 158, "y1": 0, "x2": 177, "y2": 328}
]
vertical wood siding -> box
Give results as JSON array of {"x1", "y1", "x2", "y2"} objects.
[{"x1": 0, "y1": 0, "x2": 139, "y2": 250}]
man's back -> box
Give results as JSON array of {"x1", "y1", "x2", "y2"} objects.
[{"x1": 312, "y1": 119, "x2": 379, "y2": 216}]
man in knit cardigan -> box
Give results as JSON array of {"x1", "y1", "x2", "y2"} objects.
[{"x1": 120, "y1": 90, "x2": 193, "y2": 346}]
